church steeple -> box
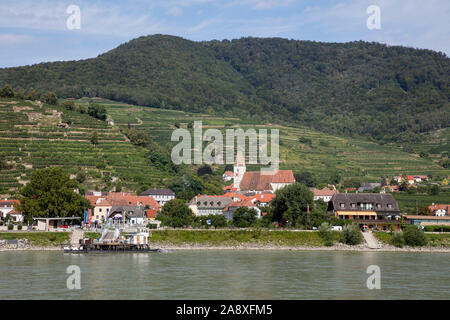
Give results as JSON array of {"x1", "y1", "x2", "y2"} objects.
[{"x1": 233, "y1": 151, "x2": 246, "y2": 191}]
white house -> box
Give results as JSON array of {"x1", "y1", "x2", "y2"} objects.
[
  {"x1": 0, "y1": 200, "x2": 23, "y2": 222},
  {"x1": 139, "y1": 188, "x2": 175, "y2": 206},
  {"x1": 222, "y1": 171, "x2": 233, "y2": 182},
  {"x1": 311, "y1": 187, "x2": 338, "y2": 203}
]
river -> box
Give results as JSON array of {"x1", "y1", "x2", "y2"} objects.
[{"x1": 0, "y1": 250, "x2": 448, "y2": 299}]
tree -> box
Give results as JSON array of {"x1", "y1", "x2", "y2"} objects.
[
  {"x1": 25, "y1": 89, "x2": 39, "y2": 101},
  {"x1": 417, "y1": 206, "x2": 430, "y2": 216},
  {"x1": 0, "y1": 85, "x2": 14, "y2": 98},
  {"x1": 41, "y1": 91, "x2": 58, "y2": 105},
  {"x1": 318, "y1": 222, "x2": 334, "y2": 246},
  {"x1": 210, "y1": 214, "x2": 227, "y2": 228},
  {"x1": 88, "y1": 103, "x2": 107, "y2": 120},
  {"x1": 63, "y1": 100, "x2": 75, "y2": 110},
  {"x1": 271, "y1": 183, "x2": 314, "y2": 226},
  {"x1": 399, "y1": 181, "x2": 408, "y2": 192},
  {"x1": 340, "y1": 224, "x2": 363, "y2": 245},
  {"x1": 16, "y1": 167, "x2": 91, "y2": 220},
  {"x1": 428, "y1": 185, "x2": 440, "y2": 196},
  {"x1": 232, "y1": 207, "x2": 257, "y2": 228},
  {"x1": 157, "y1": 199, "x2": 194, "y2": 228},
  {"x1": 403, "y1": 225, "x2": 427, "y2": 246},
  {"x1": 294, "y1": 171, "x2": 316, "y2": 187},
  {"x1": 76, "y1": 171, "x2": 87, "y2": 183},
  {"x1": 391, "y1": 231, "x2": 405, "y2": 248},
  {"x1": 90, "y1": 131, "x2": 99, "y2": 146}
]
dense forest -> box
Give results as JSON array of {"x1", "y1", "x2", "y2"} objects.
[{"x1": 0, "y1": 34, "x2": 449, "y2": 143}]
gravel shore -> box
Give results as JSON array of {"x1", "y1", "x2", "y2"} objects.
[
  {"x1": 1, "y1": 240, "x2": 448, "y2": 253},
  {"x1": 152, "y1": 242, "x2": 450, "y2": 253}
]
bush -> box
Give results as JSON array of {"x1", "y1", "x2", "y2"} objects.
[
  {"x1": 41, "y1": 91, "x2": 58, "y2": 105},
  {"x1": 146, "y1": 223, "x2": 157, "y2": 229},
  {"x1": 232, "y1": 207, "x2": 257, "y2": 228},
  {"x1": 403, "y1": 225, "x2": 427, "y2": 246},
  {"x1": 391, "y1": 231, "x2": 405, "y2": 248},
  {"x1": 17, "y1": 224, "x2": 23, "y2": 230},
  {"x1": 318, "y1": 222, "x2": 334, "y2": 246},
  {"x1": 340, "y1": 224, "x2": 363, "y2": 245},
  {"x1": 0, "y1": 85, "x2": 15, "y2": 98},
  {"x1": 7, "y1": 224, "x2": 13, "y2": 230},
  {"x1": 423, "y1": 225, "x2": 450, "y2": 232}
]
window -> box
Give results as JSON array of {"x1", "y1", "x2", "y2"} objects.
[
  {"x1": 387, "y1": 204, "x2": 393, "y2": 209},
  {"x1": 210, "y1": 201, "x2": 214, "y2": 206},
  {"x1": 340, "y1": 203, "x2": 345, "y2": 208},
  {"x1": 376, "y1": 203, "x2": 381, "y2": 208},
  {"x1": 99, "y1": 208, "x2": 102, "y2": 212},
  {"x1": 351, "y1": 203, "x2": 356, "y2": 208}
]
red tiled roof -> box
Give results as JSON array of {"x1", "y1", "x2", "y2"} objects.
[
  {"x1": 86, "y1": 193, "x2": 161, "y2": 211},
  {"x1": 146, "y1": 209, "x2": 159, "y2": 219},
  {"x1": 223, "y1": 199, "x2": 256, "y2": 212},
  {"x1": 85, "y1": 195, "x2": 102, "y2": 206},
  {"x1": 312, "y1": 187, "x2": 337, "y2": 197},
  {"x1": 0, "y1": 200, "x2": 20, "y2": 206},
  {"x1": 239, "y1": 170, "x2": 295, "y2": 191},
  {"x1": 7, "y1": 209, "x2": 21, "y2": 215},
  {"x1": 249, "y1": 193, "x2": 275, "y2": 203},
  {"x1": 272, "y1": 170, "x2": 296, "y2": 183},
  {"x1": 223, "y1": 183, "x2": 234, "y2": 191},
  {"x1": 428, "y1": 204, "x2": 450, "y2": 213},
  {"x1": 223, "y1": 192, "x2": 248, "y2": 201}
]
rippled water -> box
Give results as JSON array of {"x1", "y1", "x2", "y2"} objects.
[{"x1": 0, "y1": 250, "x2": 448, "y2": 299}]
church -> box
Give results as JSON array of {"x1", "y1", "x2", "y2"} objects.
[{"x1": 233, "y1": 158, "x2": 295, "y2": 194}]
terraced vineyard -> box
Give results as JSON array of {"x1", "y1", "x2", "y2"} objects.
[
  {"x1": 0, "y1": 98, "x2": 170, "y2": 196},
  {"x1": 1, "y1": 96, "x2": 448, "y2": 198},
  {"x1": 89, "y1": 98, "x2": 448, "y2": 183}
]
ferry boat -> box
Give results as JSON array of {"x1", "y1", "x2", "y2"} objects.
[{"x1": 63, "y1": 224, "x2": 162, "y2": 253}]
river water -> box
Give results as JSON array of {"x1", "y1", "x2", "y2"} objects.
[{"x1": 0, "y1": 250, "x2": 448, "y2": 299}]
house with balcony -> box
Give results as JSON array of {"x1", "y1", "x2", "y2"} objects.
[{"x1": 328, "y1": 193, "x2": 402, "y2": 231}]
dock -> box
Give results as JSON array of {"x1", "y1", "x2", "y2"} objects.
[{"x1": 64, "y1": 224, "x2": 161, "y2": 253}]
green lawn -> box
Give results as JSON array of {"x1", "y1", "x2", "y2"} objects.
[
  {"x1": 150, "y1": 229, "x2": 340, "y2": 247},
  {"x1": 374, "y1": 231, "x2": 450, "y2": 247},
  {"x1": 0, "y1": 232, "x2": 70, "y2": 246}
]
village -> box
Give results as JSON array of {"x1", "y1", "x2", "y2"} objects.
[{"x1": 1, "y1": 157, "x2": 449, "y2": 244}]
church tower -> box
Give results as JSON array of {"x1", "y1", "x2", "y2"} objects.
[{"x1": 233, "y1": 151, "x2": 246, "y2": 191}]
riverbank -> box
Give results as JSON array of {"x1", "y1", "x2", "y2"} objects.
[{"x1": 1, "y1": 230, "x2": 449, "y2": 252}]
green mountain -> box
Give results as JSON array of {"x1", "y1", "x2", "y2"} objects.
[{"x1": 1, "y1": 34, "x2": 449, "y2": 143}]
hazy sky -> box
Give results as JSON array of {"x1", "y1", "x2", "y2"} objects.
[{"x1": 1, "y1": 0, "x2": 449, "y2": 67}]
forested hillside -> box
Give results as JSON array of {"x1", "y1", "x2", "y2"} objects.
[{"x1": 0, "y1": 34, "x2": 448, "y2": 143}]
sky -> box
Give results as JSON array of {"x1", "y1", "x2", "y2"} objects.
[{"x1": 0, "y1": 0, "x2": 449, "y2": 68}]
